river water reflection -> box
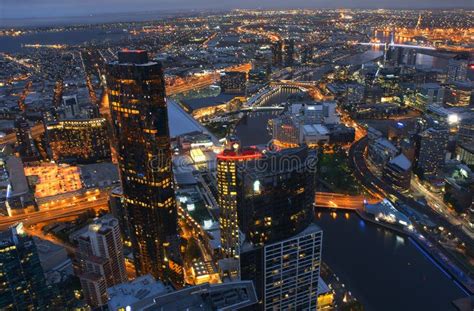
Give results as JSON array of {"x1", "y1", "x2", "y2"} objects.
[{"x1": 316, "y1": 211, "x2": 466, "y2": 311}]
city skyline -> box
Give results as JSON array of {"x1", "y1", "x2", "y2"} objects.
[
  {"x1": 1, "y1": 0, "x2": 473, "y2": 20},
  {"x1": 0, "y1": 7, "x2": 472, "y2": 311}
]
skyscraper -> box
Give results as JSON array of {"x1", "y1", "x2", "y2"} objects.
[
  {"x1": 14, "y1": 116, "x2": 39, "y2": 162},
  {"x1": 106, "y1": 50, "x2": 183, "y2": 285},
  {"x1": 218, "y1": 144, "x2": 322, "y2": 310},
  {"x1": 417, "y1": 127, "x2": 449, "y2": 180},
  {"x1": 0, "y1": 224, "x2": 53, "y2": 310},
  {"x1": 284, "y1": 39, "x2": 295, "y2": 67},
  {"x1": 77, "y1": 215, "x2": 127, "y2": 308},
  {"x1": 217, "y1": 139, "x2": 262, "y2": 263},
  {"x1": 272, "y1": 41, "x2": 283, "y2": 67}
]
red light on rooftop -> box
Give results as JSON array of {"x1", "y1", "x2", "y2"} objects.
[
  {"x1": 217, "y1": 148, "x2": 262, "y2": 161},
  {"x1": 122, "y1": 48, "x2": 146, "y2": 53}
]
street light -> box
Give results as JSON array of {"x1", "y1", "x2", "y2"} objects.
[{"x1": 447, "y1": 114, "x2": 459, "y2": 125}]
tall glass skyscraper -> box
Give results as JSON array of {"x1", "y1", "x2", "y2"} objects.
[
  {"x1": 218, "y1": 144, "x2": 322, "y2": 310},
  {"x1": 106, "y1": 50, "x2": 183, "y2": 286},
  {"x1": 0, "y1": 224, "x2": 53, "y2": 309},
  {"x1": 14, "y1": 115, "x2": 39, "y2": 162}
]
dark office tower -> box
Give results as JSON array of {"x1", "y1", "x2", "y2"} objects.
[
  {"x1": 238, "y1": 147, "x2": 316, "y2": 245},
  {"x1": 0, "y1": 224, "x2": 53, "y2": 310},
  {"x1": 271, "y1": 41, "x2": 283, "y2": 66},
  {"x1": 218, "y1": 145, "x2": 322, "y2": 310},
  {"x1": 284, "y1": 39, "x2": 295, "y2": 67},
  {"x1": 385, "y1": 46, "x2": 403, "y2": 66},
  {"x1": 383, "y1": 154, "x2": 412, "y2": 192},
  {"x1": 405, "y1": 48, "x2": 417, "y2": 66},
  {"x1": 45, "y1": 118, "x2": 111, "y2": 164},
  {"x1": 106, "y1": 50, "x2": 183, "y2": 286},
  {"x1": 14, "y1": 116, "x2": 39, "y2": 162},
  {"x1": 300, "y1": 45, "x2": 313, "y2": 64}
]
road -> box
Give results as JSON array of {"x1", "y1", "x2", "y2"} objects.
[
  {"x1": 349, "y1": 136, "x2": 474, "y2": 253},
  {"x1": 411, "y1": 177, "x2": 474, "y2": 239},
  {"x1": 0, "y1": 191, "x2": 109, "y2": 231},
  {"x1": 315, "y1": 192, "x2": 379, "y2": 210}
]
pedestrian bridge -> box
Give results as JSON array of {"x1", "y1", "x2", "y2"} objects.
[{"x1": 358, "y1": 42, "x2": 436, "y2": 51}]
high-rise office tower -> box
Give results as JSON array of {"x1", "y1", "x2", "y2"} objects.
[
  {"x1": 0, "y1": 224, "x2": 53, "y2": 310},
  {"x1": 77, "y1": 215, "x2": 127, "y2": 308},
  {"x1": 417, "y1": 127, "x2": 449, "y2": 180},
  {"x1": 300, "y1": 45, "x2": 313, "y2": 64},
  {"x1": 383, "y1": 154, "x2": 412, "y2": 192},
  {"x1": 218, "y1": 144, "x2": 322, "y2": 310},
  {"x1": 272, "y1": 41, "x2": 283, "y2": 66},
  {"x1": 14, "y1": 116, "x2": 39, "y2": 162},
  {"x1": 106, "y1": 50, "x2": 183, "y2": 285},
  {"x1": 217, "y1": 139, "x2": 262, "y2": 263},
  {"x1": 45, "y1": 118, "x2": 111, "y2": 163},
  {"x1": 405, "y1": 48, "x2": 417, "y2": 66},
  {"x1": 284, "y1": 39, "x2": 295, "y2": 67}
]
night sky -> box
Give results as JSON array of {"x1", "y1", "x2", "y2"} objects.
[{"x1": 1, "y1": 0, "x2": 472, "y2": 19}]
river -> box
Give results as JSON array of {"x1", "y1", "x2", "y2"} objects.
[
  {"x1": 235, "y1": 111, "x2": 467, "y2": 310},
  {"x1": 0, "y1": 28, "x2": 130, "y2": 53},
  {"x1": 316, "y1": 211, "x2": 466, "y2": 311}
]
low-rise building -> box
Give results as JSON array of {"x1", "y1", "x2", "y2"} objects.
[
  {"x1": 179, "y1": 94, "x2": 244, "y2": 120},
  {"x1": 367, "y1": 138, "x2": 398, "y2": 168},
  {"x1": 24, "y1": 163, "x2": 82, "y2": 199},
  {"x1": 45, "y1": 118, "x2": 111, "y2": 164},
  {"x1": 220, "y1": 71, "x2": 247, "y2": 94}
]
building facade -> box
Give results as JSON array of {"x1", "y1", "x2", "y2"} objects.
[
  {"x1": 220, "y1": 71, "x2": 247, "y2": 94},
  {"x1": 217, "y1": 139, "x2": 262, "y2": 267},
  {"x1": 447, "y1": 58, "x2": 468, "y2": 82},
  {"x1": 218, "y1": 144, "x2": 322, "y2": 310},
  {"x1": 77, "y1": 215, "x2": 127, "y2": 308},
  {"x1": 106, "y1": 50, "x2": 183, "y2": 285},
  {"x1": 14, "y1": 116, "x2": 39, "y2": 162},
  {"x1": 0, "y1": 225, "x2": 53, "y2": 310},
  {"x1": 45, "y1": 118, "x2": 111, "y2": 163},
  {"x1": 383, "y1": 154, "x2": 412, "y2": 192},
  {"x1": 417, "y1": 127, "x2": 449, "y2": 180}
]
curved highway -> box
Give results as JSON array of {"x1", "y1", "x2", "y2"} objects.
[{"x1": 349, "y1": 136, "x2": 474, "y2": 256}]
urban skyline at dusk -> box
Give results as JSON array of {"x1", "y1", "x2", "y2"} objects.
[
  {"x1": 1, "y1": 1, "x2": 473, "y2": 20},
  {"x1": 0, "y1": 3, "x2": 472, "y2": 311}
]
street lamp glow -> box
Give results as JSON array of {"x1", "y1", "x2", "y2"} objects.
[{"x1": 447, "y1": 114, "x2": 459, "y2": 124}]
